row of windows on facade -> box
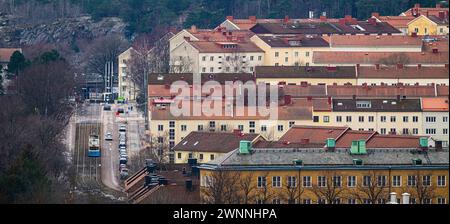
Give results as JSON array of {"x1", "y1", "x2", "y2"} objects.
[
  {"x1": 314, "y1": 115, "x2": 448, "y2": 123},
  {"x1": 157, "y1": 121, "x2": 295, "y2": 133},
  {"x1": 177, "y1": 152, "x2": 214, "y2": 161},
  {"x1": 413, "y1": 27, "x2": 446, "y2": 34},
  {"x1": 274, "y1": 51, "x2": 311, "y2": 57},
  {"x1": 201, "y1": 66, "x2": 254, "y2": 73},
  {"x1": 255, "y1": 197, "x2": 446, "y2": 204},
  {"x1": 201, "y1": 55, "x2": 262, "y2": 62}
]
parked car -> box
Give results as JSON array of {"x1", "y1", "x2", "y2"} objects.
[
  {"x1": 117, "y1": 108, "x2": 125, "y2": 114},
  {"x1": 103, "y1": 104, "x2": 111, "y2": 111},
  {"x1": 120, "y1": 168, "x2": 129, "y2": 179},
  {"x1": 119, "y1": 157, "x2": 127, "y2": 165},
  {"x1": 105, "y1": 132, "x2": 113, "y2": 141},
  {"x1": 119, "y1": 125, "x2": 126, "y2": 133}
]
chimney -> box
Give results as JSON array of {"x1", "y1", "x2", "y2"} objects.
[
  {"x1": 284, "y1": 95, "x2": 292, "y2": 105},
  {"x1": 284, "y1": 15, "x2": 290, "y2": 23},
  {"x1": 226, "y1": 16, "x2": 234, "y2": 22},
  {"x1": 411, "y1": 32, "x2": 418, "y2": 37},
  {"x1": 190, "y1": 25, "x2": 197, "y2": 33},
  {"x1": 368, "y1": 18, "x2": 377, "y2": 25},
  {"x1": 339, "y1": 18, "x2": 346, "y2": 26},
  {"x1": 352, "y1": 94, "x2": 356, "y2": 100},
  {"x1": 320, "y1": 15, "x2": 327, "y2": 21},
  {"x1": 233, "y1": 129, "x2": 242, "y2": 136},
  {"x1": 307, "y1": 96, "x2": 312, "y2": 101},
  {"x1": 396, "y1": 63, "x2": 404, "y2": 69},
  {"x1": 371, "y1": 12, "x2": 380, "y2": 18},
  {"x1": 445, "y1": 64, "x2": 449, "y2": 69},
  {"x1": 301, "y1": 138, "x2": 310, "y2": 144},
  {"x1": 432, "y1": 48, "x2": 439, "y2": 53},
  {"x1": 375, "y1": 64, "x2": 380, "y2": 70},
  {"x1": 327, "y1": 96, "x2": 332, "y2": 105},
  {"x1": 417, "y1": 64, "x2": 422, "y2": 69},
  {"x1": 438, "y1": 11, "x2": 445, "y2": 20},
  {"x1": 436, "y1": 3, "x2": 441, "y2": 8},
  {"x1": 184, "y1": 36, "x2": 190, "y2": 41},
  {"x1": 249, "y1": 16, "x2": 257, "y2": 22},
  {"x1": 402, "y1": 193, "x2": 410, "y2": 204}
]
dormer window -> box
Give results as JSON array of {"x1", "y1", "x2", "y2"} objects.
[
  {"x1": 288, "y1": 40, "x2": 301, "y2": 46},
  {"x1": 356, "y1": 100, "x2": 371, "y2": 108}
]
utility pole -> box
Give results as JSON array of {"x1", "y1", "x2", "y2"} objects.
[{"x1": 144, "y1": 66, "x2": 148, "y2": 130}]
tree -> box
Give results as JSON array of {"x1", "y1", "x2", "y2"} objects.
[
  {"x1": 7, "y1": 51, "x2": 29, "y2": 78},
  {"x1": 310, "y1": 171, "x2": 347, "y2": 204},
  {"x1": 222, "y1": 52, "x2": 247, "y2": 73},
  {"x1": 169, "y1": 57, "x2": 193, "y2": 73},
  {"x1": 378, "y1": 53, "x2": 411, "y2": 66},
  {"x1": 255, "y1": 172, "x2": 276, "y2": 204},
  {"x1": 0, "y1": 64, "x2": 3, "y2": 95},
  {"x1": 239, "y1": 172, "x2": 257, "y2": 204},
  {"x1": 278, "y1": 174, "x2": 304, "y2": 204},
  {"x1": 201, "y1": 170, "x2": 241, "y2": 204},
  {"x1": 348, "y1": 171, "x2": 389, "y2": 204}
]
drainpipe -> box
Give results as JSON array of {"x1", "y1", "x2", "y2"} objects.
[
  {"x1": 298, "y1": 166, "x2": 301, "y2": 204},
  {"x1": 388, "y1": 166, "x2": 392, "y2": 194}
]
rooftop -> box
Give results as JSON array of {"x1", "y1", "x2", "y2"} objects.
[
  {"x1": 374, "y1": 15, "x2": 416, "y2": 28},
  {"x1": 326, "y1": 85, "x2": 437, "y2": 98},
  {"x1": 255, "y1": 66, "x2": 356, "y2": 79},
  {"x1": 147, "y1": 73, "x2": 255, "y2": 85},
  {"x1": 332, "y1": 98, "x2": 422, "y2": 112},
  {"x1": 188, "y1": 41, "x2": 264, "y2": 53},
  {"x1": 421, "y1": 97, "x2": 449, "y2": 112},
  {"x1": 279, "y1": 125, "x2": 349, "y2": 144},
  {"x1": 402, "y1": 4, "x2": 449, "y2": 17},
  {"x1": 257, "y1": 35, "x2": 329, "y2": 48},
  {"x1": 313, "y1": 51, "x2": 449, "y2": 65},
  {"x1": 187, "y1": 27, "x2": 255, "y2": 42},
  {"x1": 323, "y1": 35, "x2": 423, "y2": 48},
  {"x1": 173, "y1": 132, "x2": 261, "y2": 153},
  {"x1": 357, "y1": 65, "x2": 449, "y2": 79}
]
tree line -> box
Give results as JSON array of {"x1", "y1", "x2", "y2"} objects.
[{"x1": 0, "y1": 49, "x2": 75, "y2": 203}]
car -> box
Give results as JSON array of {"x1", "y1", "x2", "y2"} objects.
[
  {"x1": 105, "y1": 132, "x2": 113, "y2": 141},
  {"x1": 119, "y1": 140, "x2": 126, "y2": 146},
  {"x1": 117, "y1": 108, "x2": 125, "y2": 114},
  {"x1": 120, "y1": 168, "x2": 129, "y2": 179},
  {"x1": 120, "y1": 149, "x2": 127, "y2": 155},
  {"x1": 119, "y1": 157, "x2": 127, "y2": 164},
  {"x1": 103, "y1": 104, "x2": 111, "y2": 111},
  {"x1": 119, "y1": 126, "x2": 126, "y2": 133},
  {"x1": 119, "y1": 135, "x2": 126, "y2": 141},
  {"x1": 119, "y1": 164, "x2": 127, "y2": 171}
]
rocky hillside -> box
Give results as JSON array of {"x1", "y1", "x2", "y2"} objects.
[{"x1": 0, "y1": 12, "x2": 127, "y2": 47}]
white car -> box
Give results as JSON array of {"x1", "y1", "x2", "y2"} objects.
[{"x1": 105, "y1": 132, "x2": 113, "y2": 141}]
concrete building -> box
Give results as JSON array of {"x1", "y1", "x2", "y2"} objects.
[
  {"x1": 118, "y1": 47, "x2": 137, "y2": 101},
  {"x1": 421, "y1": 97, "x2": 449, "y2": 145}
]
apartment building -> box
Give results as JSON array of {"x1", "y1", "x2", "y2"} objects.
[
  {"x1": 199, "y1": 138, "x2": 449, "y2": 204},
  {"x1": 371, "y1": 13, "x2": 415, "y2": 35},
  {"x1": 255, "y1": 66, "x2": 357, "y2": 85},
  {"x1": 118, "y1": 47, "x2": 136, "y2": 101},
  {"x1": 408, "y1": 14, "x2": 449, "y2": 36},
  {"x1": 421, "y1": 97, "x2": 449, "y2": 145},
  {"x1": 172, "y1": 131, "x2": 263, "y2": 164},
  {"x1": 250, "y1": 35, "x2": 329, "y2": 66}
]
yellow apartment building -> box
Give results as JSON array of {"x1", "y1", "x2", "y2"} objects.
[
  {"x1": 407, "y1": 15, "x2": 449, "y2": 36},
  {"x1": 250, "y1": 35, "x2": 330, "y2": 66},
  {"x1": 199, "y1": 143, "x2": 449, "y2": 204}
]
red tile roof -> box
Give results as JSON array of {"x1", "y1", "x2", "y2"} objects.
[
  {"x1": 421, "y1": 97, "x2": 449, "y2": 111},
  {"x1": 313, "y1": 51, "x2": 449, "y2": 65},
  {"x1": 281, "y1": 85, "x2": 327, "y2": 97},
  {"x1": 323, "y1": 35, "x2": 422, "y2": 47},
  {"x1": 335, "y1": 130, "x2": 377, "y2": 147},
  {"x1": 188, "y1": 41, "x2": 264, "y2": 53},
  {"x1": 366, "y1": 135, "x2": 423, "y2": 148},
  {"x1": 357, "y1": 65, "x2": 449, "y2": 79},
  {"x1": 375, "y1": 16, "x2": 416, "y2": 28},
  {"x1": 187, "y1": 28, "x2": 255, "y2": 42},
  {"x1": 279, "y1": 125, "x2": 349, "y2": 144},
  {"x1": 423, "y1": 40, "x2": 449, "y2": 53},
  {"x1": 437, "y1": 85, "x2": 449, "y2": 96},
  {"x1": 327, "y1": 85, "x2": 436, "y2": 98},
  {"x1": 402, "y1": 5, "x2": 449, "y2": 17}
]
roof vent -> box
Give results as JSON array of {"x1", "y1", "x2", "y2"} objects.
[
  {"x1": 353, "y1": 159, "x2": 363, "y2": 165},
  {"x1": 293, "y1": 159, "x2": 303, "y2": 166},
  {"x1": 412, "y1": 158, "x2": 422, "y2": 165},
  {"x1": 350, "y1": 140, "x2": 367, "y2": 155},
  {"x1": 239, "y1": 140, "x2": 252, "y2": 155},
  {"x1": 419, "y1": 137, "x2": 428, "y2": 149},
  {"x1": 326, "y1": 138, "x2": 336, "y2": 151}
]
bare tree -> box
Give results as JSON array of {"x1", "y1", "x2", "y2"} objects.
[
  {"x1": 403, "y1": 171, "x2": 437, "y2": 204},
  {"x1": 309, "y1": 171, "x2": 346, "y2": 204},
  {"x1": 255, "y1": 172, "x2": 276, "y2": 204},
  {"x1": 278, "y1": 174, "x2": 304, "y2": 204},
  {"x1": 239, "y1": 172, "x2": 257, "y2": 204},
  {"x1": 201, "y1": 170, "x2": 241, "y2": 204},
  {"x1": 348, "y1": 171, "x2": 389, "y2": 204},
  {"x1": 169, "y1": 57, "x2": 193, "y2": 74},
  {"x1": 128, "y1": 132, "x2": 171, "y2": 174},
  {"x1": 222, "y1": 52, "x2": 247, "y2": 73}
]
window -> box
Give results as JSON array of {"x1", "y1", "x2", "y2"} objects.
[
  {"x1": 157, "y1": 137, "x2": 164, "y2": 144},
  {"x1": 336, "y1": 116, "x2": 342, "y2": 122},
  {"x1": 332, "y1": 199, "x2": 341, "y2": 204},
  {"x1": 158, "y1": 125, "x2": 164, "y2": 131},
  {"x1": 410, "y1": 198, "x2": 417, "y2": 204},
  {"x1": 210, "y1": 154, "x2": 215, "y2": 160},
  {"x1": 198, "y1": 125, "x2": 204, "y2": 131},
  {"x1": 318, "y1": 176, "x2": 326, "y2": 187},
  {"x1": 272, "y1": 198, "x2": 281, "y2": 204},
  {"x1": 313, "y1": 116, "x2": 319, "y2": 123},
  {"x1": 444, "y1": 129, "x2": 448, "y2": 135},
  {"x1": 377, "y1": 176, "x2": 386, "y2": 187},
  {"x1": 210, "y1": 56, "x2": 214, "y2": 61},
  {"x1": 426, "y1": 116, "x2": 436, "y2": 123},
  {"x1": 358, "y1": 116, "x2": 364, "y2": 122},
  {"x1": 199, "y1": 154, "x2": 203, "y2": 160},
  {"x1": 287, "y1": 176, "x2": 297, "y2": 188},
  {"x1": 289, "y1": 121, "x2": 295, "y2": 127},
  {"x1": 261, "y1": 125, "x2": 267, "y2": 132},
  {"x1": 305, "y1": 52, "x2": 310, "y2": 57},
  {"x1": 255, "y1": 199, "x2": 264, "y2": 204},
  {"x1": 323, "y1": 116, "x2": 330, "y2": 123},
  {"x1": 169, "y1": 121, "x2": 175, "y2": 128},
  {"x1": 392, "y1": 176, "x2": 401, "y2": 187},
  {"x1": 423, "y1": 175, "x2": 431, "y2": 186},
  {"x1": 302, "y1": 199, "x2": 311, "y2": 204},
  {"x1": 258, "y1": 56, "x2": 262, "y2": 61},
  {"x1": 250, "y1": 56, "x2": 254, "y2": 61},
  {"x1": 424, "y1": 28, "x2": 428, "y2": 34},
  {"x1": 422, "y1": 198, "x2": 432, "y2": 204},
  {"x1": 303, "y1": 176, "x2": 312, "y2": 187},
  {"x1": 285, "y1": 57, "x2": 288, "y2": 62},
  {"x1": 306, "y1": 63, "x2": 310, "y2": 66},
  {"x1": 438, "y1": 176, "x2": 446, "y2": 187},
  {"x1": 368, "y1": 116, "x2": 374, "y2": 122},
  {"x1": 272, "y1": 176, "x2": 281, "y2": 188},
  {"x1": 277, "y1": 125, "x2": 284, "y2": 132},
  {"x1": 402, "y1": 128, "x2": 409, "y2": 135},
  {"x1": 369, "y1": 128, "x2": 374, "y2": 131},
  {"x1": 209, "y1": 121, "x2": 215, "y2": 128},
  {"x1": 202, "y1": 56, "x2": 206, "y2": 61},
  {"x1": 408, "y1": 175, "x2": 417, "y2": 186},
  {"x1": 390, "y1": 128, "x2": 396, "y2": 134},
  {"x1": 390, "y1": 116, "x2": 396, "y2": 122},
  {"x1": 220, "y1": 124, "x2": 227, "y2": 131},
  {"x1": 413, "y1": 128, "x2": 418, "y2": 134},
  {"x1": 356, "y1": 101, "x2": 371, "y2": 108},
  {"x1": 413, "y1": 116, "x2": 418, "y2": 122},
  {"x1": 249, "y1": 129, "x2": 255, "y2": 133},
  {"x1": 403, "y1": 116, "x2": 409, "y2": 122},
  {"x1": 346, "y1": 116, "x2": 352, "y2": 122},
  {"x1": 238, "y1": 125, "x2": 244, "y2": 131},
  {"x1": 202, "y1": 67, "x2": 206, "y2": 72},
  {"x1": 275, "y1": 52, "x2": 279, "y2": 57},
  {"x1": 426, "y1": 128, "x2": 436, "y2": 135},
  {"x1": 169, "y1": 129, "x2": 175, "y2": 140},
  {"x1": 363, "y1": 176, "x2": 371, "y2": 187},
  {"x1": 275, "y1": 63, "x2": 279, "y2": 66},
  {"x1": 380, "y1": 128, "x2": 386, "y2": 134},
  {"x1": 363, "y1": 199, "x2": 371, "y2": 204},
  {"x1": 333, "y1": 176, "x2": 342, "y2": 187},
  {"x1": 177, "y1": 153, "x2": 182, "y2": 159},
  {"x1": 181, "y1": 125, "x2": 187, "y2": 131},
  {"x1": 294, "y1": 52, "x2": 299, "y2": 57},
  {"x1": 210, "y1": 67, "x2": 214, "y2": 72},
  {"x1": 347, "y1": 199, "x2": 357, "y2": 204},
  {"x1": 225, "y1": 67, "x2": 230, "y2": 72},
  {"x1": 381, "y1": 116, "x2": 386, "y2": 122},
  {"x1": 317, "y1": 198, "x2": 326, "y2": 204},
  {"x1": 377, "y1": 198, "x2": 387, "y2": 204},
  {"x1": 437, "y1": 197, "x2": 446, "y2": 204},
  {"x1": 249, "y1": 121, "x2": 255, "y2": 128},
  {"x1": 257, "y1": 176, "x2": 266, "y2": 188},
  {"x1": 414, "y1": 27, "x2": 419, "y2": 33},
  {"x1": 348, "y1": 176, "x2": 356, "y2": 187},
  {"x1": 444, "y1": 116, "x2": 448, "y2": 123},
  {"x1": 188, "y1": 153, "x2": 193, "y2": 159},
  {"x1": 250, "y1": 67, "x2": 254, "y2": 72}
]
